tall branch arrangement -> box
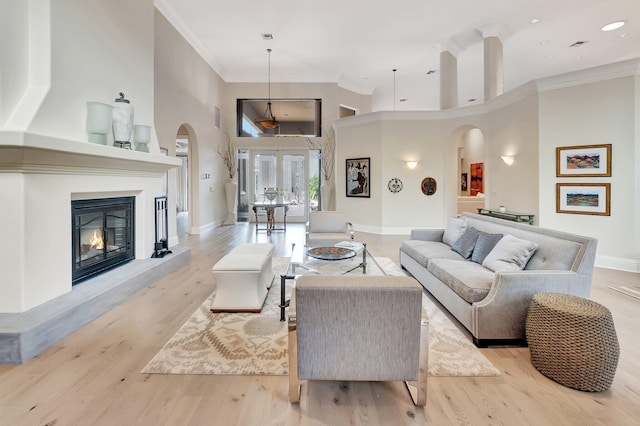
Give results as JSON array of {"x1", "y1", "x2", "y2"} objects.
[
  {"x1": 306, "y1": 128, "x2": 336, "y2": 182},
  {"x1": 217, "y1": 132, "x2": 236, "y2": 179}
]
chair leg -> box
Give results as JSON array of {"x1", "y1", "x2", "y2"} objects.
[
  {"x1": 288, "y1": 321, "x2": 301, "y2": 403},
  {"x1": 406, "y1": 313, "x2": 429, "y2": 406}
]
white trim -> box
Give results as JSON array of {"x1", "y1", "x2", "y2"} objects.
[
  {"x1": 595, "y1": 256, "x2": 640, "y2": 273},
  {"x1": 536, "y1": 58, "x2": 640, "y2": 92}
]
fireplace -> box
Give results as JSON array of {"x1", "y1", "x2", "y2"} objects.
[{"x1": 72, "y1": 197, "x2": 135, "y2": 284}]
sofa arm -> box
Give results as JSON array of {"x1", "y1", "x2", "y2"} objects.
[
  {"x1": 409, "y1": 229, "x2": 444, "y2": 241},
  {"x1": 472, "y1": 270, "x2": 591, "y2": 340}
]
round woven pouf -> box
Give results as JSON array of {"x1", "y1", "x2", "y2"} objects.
[{"x1": 525, "y1": 292, "x2": 619, "y2": 392}]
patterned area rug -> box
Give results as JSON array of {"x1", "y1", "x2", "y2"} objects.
[{"x1": 140, "y1": 257, "x2": 501, "y2": 377}]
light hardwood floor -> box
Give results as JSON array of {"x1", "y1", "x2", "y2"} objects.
[{"x1": 0, "y1": 223, "x2": 638, "y2": 425}]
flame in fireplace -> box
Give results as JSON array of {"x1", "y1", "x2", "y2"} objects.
[{"x1": 89, "y1": 229, "x2": 104, "y2": 250}]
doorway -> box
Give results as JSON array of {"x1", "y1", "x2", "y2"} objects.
[
  {"x1": 246, "y1": 150, "x2": 311, "y2": 223},
  {"x1": 175, "y1": 125, "x2": 190, "y2": 235}
]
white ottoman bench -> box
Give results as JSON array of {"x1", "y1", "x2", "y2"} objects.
[
  {"x1": 229, "y1": 243, "x2": 275, "y2": 288},
  {"x1": 210, "y1": 243, "x2": 275, "y2": 313}
]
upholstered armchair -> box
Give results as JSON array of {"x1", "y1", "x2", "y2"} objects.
[
  {"x1": 288, "y1": 275, "x2": 429, "y2": 406},
  {"x1": 306, "y1": 211, "x2": 354, "y2": 247}
]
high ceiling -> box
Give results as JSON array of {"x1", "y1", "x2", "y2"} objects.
[{"x1": 155, "y1": 0, "x2": 640, "y2": 111}]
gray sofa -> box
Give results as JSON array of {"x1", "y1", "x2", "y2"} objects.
[{"x1": 400, "y1": 212, "x2": 597, "y2": 346}]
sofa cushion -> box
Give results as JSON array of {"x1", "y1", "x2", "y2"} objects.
[
  {"x1": 482, "y1": 234, "x2": 539, "y2": 273},
  {"x1": 451, "y1": 227, "x2": 480, "y2": 259},
  {"x1": 427, "y1": 258, "x2": 494, "y2": 304},
  {"x1": 401, "y1": 240, "x2": 465, "y2": 268},
  {"x1": 471, "y1": 231, "x2": 503, "y2": 264},
  {"x1": 443, "y1": 217, "x2": 467, "y2": 246}
]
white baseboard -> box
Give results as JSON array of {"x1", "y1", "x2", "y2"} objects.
[
  {"x1": 595, "y1": 255, "x2": 640, "y2": 273},
  {"x1": 190, "y1": 221, "x2": 218, "y2": 235}
]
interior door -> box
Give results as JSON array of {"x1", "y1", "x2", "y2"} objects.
[{"x1": 250, "y1": 150, "x2": 309, "y2": 223}]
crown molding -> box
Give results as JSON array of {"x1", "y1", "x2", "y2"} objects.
[
  {"x1": 154, "y1": 0, "x2": 228, "y2": 80},
  {"x1": 536, "y1": 58, "x2": 640, "y2": 92}
]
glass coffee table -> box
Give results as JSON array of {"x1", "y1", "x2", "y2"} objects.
[{"x1": 278, "y1": 242, "x2": 386, "y2": 321}]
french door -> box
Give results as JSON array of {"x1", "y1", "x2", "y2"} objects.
[{"x1": 250, "y1": 150, "x2": 311, "y2": 223}]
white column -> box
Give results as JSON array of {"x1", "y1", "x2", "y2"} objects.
[
  {"x1": 439, "y1": 50, "x2": 458, "y2": 110},
  {"x1": 484, "y1": 36, "x2": 504, "y2": 101}
]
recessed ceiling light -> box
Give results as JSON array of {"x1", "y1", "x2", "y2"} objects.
[
  {"x1": 530, "y1": 18, "x2": 540, "y2": 24},
  {"x1": 602, "y1": 21, "x2": 625, "y2": 32},
  {"x1": 261, "y1": 33, "x2": 273, "y2": 40},
  {"x1": 539, "y1": 40, "x2": 549, "y2": 46}
]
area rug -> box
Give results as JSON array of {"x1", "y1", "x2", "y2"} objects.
[
  {"x1": 608, "y1": 285, "x2": 640, "y2": 300},
  {"x1": 141, "y1": 257, "x2": 501, "y2": 377}
]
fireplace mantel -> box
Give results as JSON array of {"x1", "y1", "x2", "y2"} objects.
[
  {"x1": 0, "y1": 131, "x2": 181, "y2": 176},
  {"x1": 0, "y1": 129, "x2": 182, "y2": 315}
]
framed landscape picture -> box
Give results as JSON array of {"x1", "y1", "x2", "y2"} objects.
[
  {"x1": 556, "y1": 183, "x2": 610, "y2": 215},
  {"x1": 556, "y1": 144, "x2": 612, "y2": 177},
  {"x1": 346, "y1": 157, "x2": 370, "y2": 198}
]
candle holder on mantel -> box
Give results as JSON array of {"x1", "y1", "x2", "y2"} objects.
[
  {"x1": 133, "y1": 124, "x2": 151, "y2": 152},
  {"x1": 86, "y1": 101, "x2": 113, "y2": 145},
  {"x1": 112, "y1": 92, "x2": 134, "y2": 149}
]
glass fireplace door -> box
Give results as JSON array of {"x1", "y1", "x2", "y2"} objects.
[{"x1": 72, "y1": 197, "x2": 134, "y2": 284}]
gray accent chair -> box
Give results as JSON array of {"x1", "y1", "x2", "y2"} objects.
[
  {"x1": 306, "y1": 211, "x2": 354, "y2": 247},
  {"x1": 288, "y1": 275, "x2": 429, "y2": 406}
]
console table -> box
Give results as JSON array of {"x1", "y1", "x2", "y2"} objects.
[
  {"x1": 477, "y1": 208, "x2": 535, "y2": 225},
  {"x1": 252, "y1": 202, "x2": 290, "y2": 233}
]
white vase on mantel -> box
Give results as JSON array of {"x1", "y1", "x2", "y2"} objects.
[
  {"x1": 224, "y1": 180, "x2": 238, "y2": 225},
  {"x1": 320, "y1": 182, "x2": 334, "y2": 211},
  {"x1": 112, "y1": 92, "x2": 134, "y2": 148}
]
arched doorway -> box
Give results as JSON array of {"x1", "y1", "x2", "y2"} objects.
[
  {"x1": 446, "y1": 126, "x2": 486, "y2": 219},
  {"x1": 174, "y1": 124, "x2": 198, "y2": 237}
]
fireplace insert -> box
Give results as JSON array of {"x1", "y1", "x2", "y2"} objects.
[{"x1": 71, "y1": 197, "x2": 135, "y2": 284}]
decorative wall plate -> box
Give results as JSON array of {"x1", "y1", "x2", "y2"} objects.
[
  {"x1": 387, "y1": 177, "x2": 403, "y2": 193},
  {"x1": 421, "y1": 177, "x2": 437, "y2": 195}
]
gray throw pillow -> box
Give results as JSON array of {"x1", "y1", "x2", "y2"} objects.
[
  {"x1": 442, "y1": 217, "x2": 467, "y2": 246},
  {"x1": 471, "y1": 231, "x2": 503, "y2": 264},
  {"x1": 482, "y1": 234, "x2": 539, "y2": 272},
  {"x1": 451, "y1": 227, "x2": 480, "y2": 259}
]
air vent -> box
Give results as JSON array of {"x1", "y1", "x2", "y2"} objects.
[{"x1": 569, "y1": 41, "x2": 588, "y2": 47}]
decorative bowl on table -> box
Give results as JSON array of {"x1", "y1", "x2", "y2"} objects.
[{"x1": 306, "y1": 246, "x2": 357, "y2": 260}]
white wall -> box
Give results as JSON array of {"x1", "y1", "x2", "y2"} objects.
[
  {"x1": 0, "y1": 0, "x2": 29, "y2": 127},
  {"x1": 154, "y1": 10, "x2": 226, "y2": 235},
  {"x1": 539, "y1": 75, "x2": 639, "y2": 270},
  {"x1": 10, "y1": 0, "x2": 157, "y2": 146}
]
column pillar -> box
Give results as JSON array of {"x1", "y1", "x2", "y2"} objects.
[
  {"x1": 439, "y1": 50, "x2": 458, "y2": 110},
  {"x1": 484, "y1": 36, "x2": 504, "y2": 101}
]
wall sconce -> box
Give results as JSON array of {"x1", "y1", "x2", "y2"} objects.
[
  {"x1": 406, "y1": 161, "x2": 419, "y2": 169},
  {"x1": 500, "y1": 155, "x2": 515, "y2": 166}
]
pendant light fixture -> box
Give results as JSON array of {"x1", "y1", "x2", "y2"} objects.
[{"x1": 257, "y1": 48, "x2": 280, "y2": 129}]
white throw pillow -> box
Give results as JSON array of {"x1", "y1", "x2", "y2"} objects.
[
  {"x1": 482, "y1": 234, "x2": 539, "y2": 272},
  {"x1": 442, "y1": 217, "x2": 467, "y2": 246}
]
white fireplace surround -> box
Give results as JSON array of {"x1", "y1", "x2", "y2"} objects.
[{"x1": 0, "y1": 131, "x2": 182, "y2": 314}]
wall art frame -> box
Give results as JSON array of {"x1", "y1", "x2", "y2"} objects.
[
  {"x1": 556, "y1": 183, "x2": 610, "y2": 216},
  {"x1": 556, "y1": 144, "x2": 612, "y2": 177},
  {"x1": 346, "y1": 157, "x2": 370, "y2": 198}
]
